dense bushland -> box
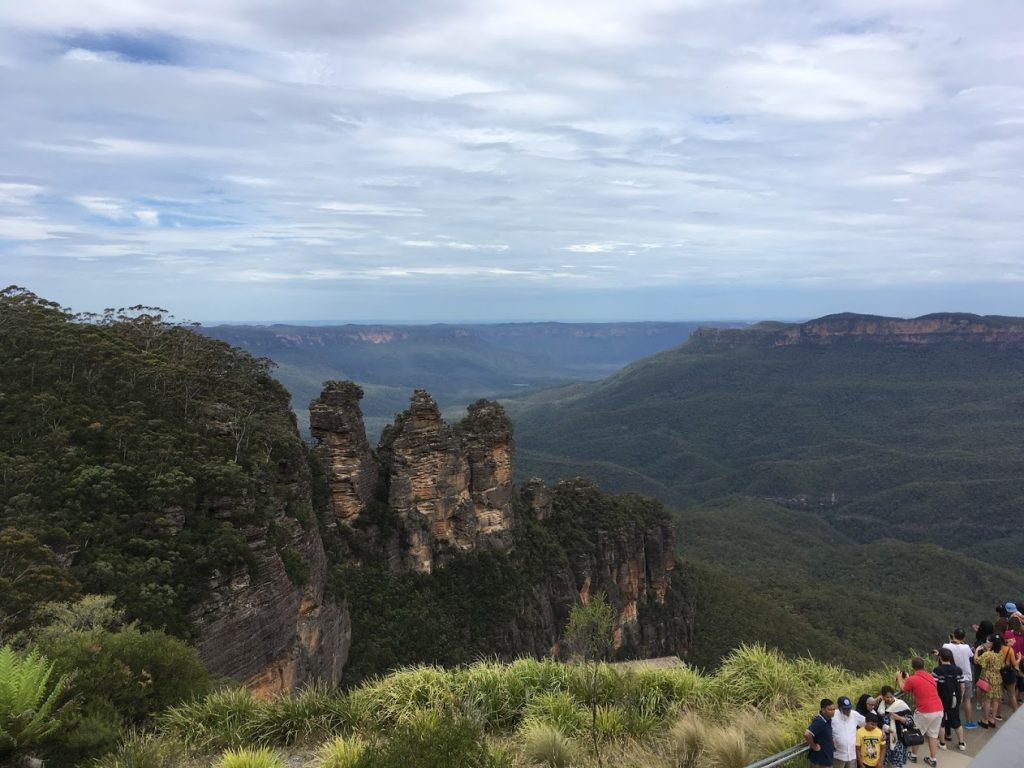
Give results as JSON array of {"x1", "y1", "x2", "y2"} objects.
[
  {"x1": 510, "y1": 323, "x2": 1024, "y2": 667},
  {"x1": 0, "y1": 287, "x2": 322, "y2": 637}
]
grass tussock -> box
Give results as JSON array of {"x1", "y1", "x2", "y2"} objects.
[
  {"x1": 521, "y1": 723, "x2": 577, "y2": 768},
  {"x1": 90, "y1": 731, "x2": 182, "y2": 768},
  {"x1": 137, "y1": 644, "x2": 910, "y2": 768},
  {"x1": 312, "y1": 734, "x2": 366, "y2": 768},
  {"x1": 213, "y1": 746, "x2": 287, "y2": 768}
]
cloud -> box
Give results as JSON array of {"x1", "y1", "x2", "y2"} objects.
[
  {"x1": 0, "y1": 0, "x2": 1020, "y2": 320},
  {"x1": 318, "y1": 203, "x2": 425, "y2": 217}
]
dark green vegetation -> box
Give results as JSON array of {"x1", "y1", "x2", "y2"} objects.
[
  {"x1": 1, "y1": 596, "x2": 209, "y2": 765},
  {"x1": 511, "y1": 317, "x2": 1024, "y2": 668},
  {"x1": 333, "y1": 484, "x2": 680, "y2": 684},
  {"x1": 0, "y1": 287, "x2": 317, "y2": 637},
  {"x1": 202, "y1": 321, "x2": 730, "y2": 437}
]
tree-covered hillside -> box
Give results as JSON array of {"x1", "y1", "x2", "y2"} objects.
[
  {"x1": 510, "y1": 315, "x2": 1024, "y2": 668},
  {"x1": 512, "y1": 317, "x2": 1024, "y2": 570},
  {"x1": 0, "y1": 287, "x2": 318, "y2": 637}
]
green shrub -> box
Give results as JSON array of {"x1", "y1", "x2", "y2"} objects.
[
  {"x1": 214, "y1": 746, "x2": 287, "y2": 768},
  {"x1": 352, "y1": 711, "x2": 501, "y2": 768},
  {"x1": 34, "y1": 620, "x2": 209, "y2": 725},
  {"x1": 43, "y1": 700, "x2": 124, "y2": 766},
  {"x1": 521, "y1": 692, "x2": 587, "y2": 736},
  {"x1": 593, "y1": 704, "x2": 625, "y2": 742},
  {"x1": 0, "y1": 645, "x2": 70, "y2": 762},
  {"x1": 251, "y1": 684, "x2": 347, "y2": 746},
  {"x1": 520, "y1": 723, "x2": 576, "y2": 768},
  {"x1": 313, "y1": 735, "x2": 366, "y2": 768},
  {"x1": 91, "y1": 730, "x2": 182, "y2": 768},
  {"x1": 160, "y1": 688, "x2": 260, "y2": 751},
  {"x1": 712, "y1": 645, "x2": 807, "y2": 710},
  {"x1": 354, "y1": 666, "x2": 458, "y2": 729}
]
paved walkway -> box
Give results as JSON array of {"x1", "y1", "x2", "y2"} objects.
[{"x1": 907, "y1": 702, "x2": 1013, "y2": 768}]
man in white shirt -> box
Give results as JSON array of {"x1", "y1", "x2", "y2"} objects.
[
  {"x1": 943, "y1": 628, "x2": 977, "y2": 728},
  {"x1": 832, "y1": 695, "x2": 866, "y2": 768}
]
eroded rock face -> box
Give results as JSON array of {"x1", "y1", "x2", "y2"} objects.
[
  {"x1": 460, "y1": 399, "x2": 516, "y2": 551},
  {"x1": 309, "y1": 381, "x2": 378, "y2": 525},
  {"x1": 306, "y1": 384, "x2": 691, "y2": 665},
  {"x1": 376, "y1": 391, "x2": 515, "y2": 573},
  {"x1": 190, "y1": 461, "x2": 350, "y2": 696},
  {"x1": 546, "y1": 481, "x2": 691, "y2": 659}
]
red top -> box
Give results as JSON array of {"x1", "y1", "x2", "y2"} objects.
[{"x1": 902, "y1": 670, "x2": 943, "y2": 713}]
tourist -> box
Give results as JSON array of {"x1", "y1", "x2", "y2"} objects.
[
  {"x1": 833, "y1": 695, "x2": 866, "y2": 768},
  {"x1": 898, "y1": 660, "x2": 943, "y2": 767},
  {"x1": 974, "y1": 635, "x2": 1005, "y2": 728},
  {"x1": 805, "y1": 698, "x2": 836, "y2": 768},
  {"x1": 933, "y1": 647, "x2": 966, "y2": 751},
  {"x1": 856, "y1": 694, "x2": 878, "y2": 720},
  {"x1": 857, "y1": 712, "x2": 887, "y2": 768},
  {"x1": 877, "y1": 686, "x2": 911, "y2": 768},
  {"x1": 942, "y1": 628, "x2": 976, "y2": 729}
]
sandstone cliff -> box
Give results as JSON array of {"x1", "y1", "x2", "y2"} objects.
[
  {"x1": 534, "y1": 479, "x2": 691, "y2": 658},
  {"x1": 312, "y1": 385, "x2": 517, "y2": 574},
  {"x1": 692, "y1": 313, "x2": 1024, "y2": 348},
  {"x1": 309, "y1": 380, "x2": 378, "y2": 526},
  {"x1": 309, "y1": 383, "x2": 692, "y2": 663},
  {"x1": 190, "y1": 446, "x2": 350, "y2": 696}
]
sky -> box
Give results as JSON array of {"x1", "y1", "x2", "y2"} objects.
[{"x1": 1, "y1": 0, "x2": 1022, "y2": 322}]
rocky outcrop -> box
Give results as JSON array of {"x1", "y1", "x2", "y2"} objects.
[
  {"x1": 376, "y1": 391, "x2": 515, "y2": 573},
  {"x1": 309, "y1": 381, "x2": 378, "y2": 525},
  {"x1": 534, "y1": 480, "x2": 691, "y2": 659},
  {"x1": 692, "y1": 313, "x2": 1024, "y2": 348},
  {"x1": 308, "y1": 383, "x2": 691, "y2": 663},
  {"x1": 190, "y1": 458, "x2": 350, "y2": 696}
]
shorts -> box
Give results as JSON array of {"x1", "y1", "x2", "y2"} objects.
[
  {"x1": 962, "y1": 680, "x2": 974, "y2": 700},
  {"x1": 941, "y1": 704, "x2": 961, "y2": 731},
  {"x1": 915, "y1": 710, "x2": 943, "y2": 739},
  {"x1": 833, "y1": 760, "x2": 857, "y2": 768}
]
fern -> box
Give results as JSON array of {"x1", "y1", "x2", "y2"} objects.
[{"x1": 0, "y1": 645, "x2": 71, "y2": 758}]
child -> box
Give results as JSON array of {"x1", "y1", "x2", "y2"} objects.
[{"x1": 858, "y1": 712, "x2": 887, "y2": 768}]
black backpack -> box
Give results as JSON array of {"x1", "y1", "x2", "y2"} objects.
[{"x1": 934, "y1": 665, "x2": 960, "y2": 707}]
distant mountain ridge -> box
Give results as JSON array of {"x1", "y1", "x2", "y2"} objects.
[
  {"x1": 693, "y1": 312, "x2": 1024, "y2": 347},
  {"x1": 202, "y1": 320, "x2": 742, "y2": 436}
]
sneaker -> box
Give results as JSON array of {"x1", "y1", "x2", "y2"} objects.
[
  {"x1": 909, "y1": 755, "x2": 918, "y2": 763},
  {"x1": 938, "y1": 742, "x2": 947, "y2": 750},
  {"x1": 958, "y1": 742, "x2": 967, "y2": 752},
  {"x1": 925, "y1": 759, "x2": 937, "y2": 768},
  {"x1": 996, "y1": 713, "x2": 1003, "y2": 720},
  {"x1": 965, "y1": 721, "x2": 979, "y2": 729}
]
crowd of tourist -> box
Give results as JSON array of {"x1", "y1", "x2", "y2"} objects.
[{"x1": 803, "y1": 603, "x2": 1024, "y2": 768}]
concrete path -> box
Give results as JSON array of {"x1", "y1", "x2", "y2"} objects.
[{"x1": 906, "y1": 702, "x2": 1013, "y2": 768}]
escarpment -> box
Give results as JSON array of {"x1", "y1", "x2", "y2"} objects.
[
  {"x1": 309, "y1": 383, "x2": 692, "y2": 664},
  {"x1": 692, "y1": 312, "x2": 1024, "y2": 348},
  {"x1": 190, "y1": 451, "x2": 350, "y2": 696}
]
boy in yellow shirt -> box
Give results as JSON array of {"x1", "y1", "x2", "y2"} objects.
[{"x1": 857, "y1": 712, "x2": 886, "y2": 768}]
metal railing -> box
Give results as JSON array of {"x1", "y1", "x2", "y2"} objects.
[{"x1": 744, "y1": 743, "x2": 808, "y2": 768}]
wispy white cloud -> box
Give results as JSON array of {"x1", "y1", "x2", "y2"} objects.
[{"x1": 0, "y1": 0, "x2": 1021, "y2": 319}]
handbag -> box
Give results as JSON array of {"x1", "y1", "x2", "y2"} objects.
[
  {"x1": 901, "y1": 727, "x2": 925, "y2": 747},
  {"x1": 977, "y1": 678, "x2": 991, "y2": 693}
]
